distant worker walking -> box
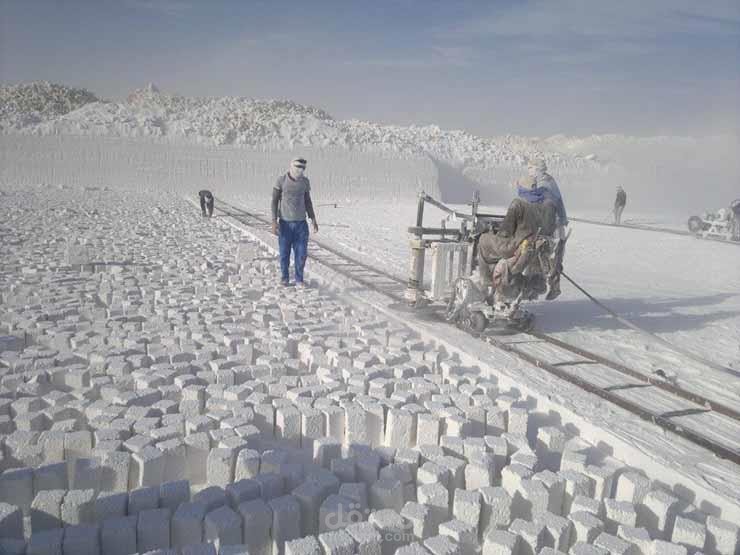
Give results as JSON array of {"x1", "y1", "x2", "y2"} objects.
[
  {"x1": 613, "y1": 186, "x2": 627, "y2": 225},
  {"x1": 199, "y1": 189, "x2": 214, "y2": 217},
  {"x1": 271, "y1": 158, "x2": 319, "y2": 287}
]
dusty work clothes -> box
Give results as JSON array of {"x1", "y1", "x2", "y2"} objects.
[
  {"x1": 271, "y1": 174, "x2": 316, "y2": 222},
  {"x1": 272, "y1": 173, "x2": 316, "y2": 284},
  {"x1": 279, "y1": 219, "x2": 309, "y2": 283}
]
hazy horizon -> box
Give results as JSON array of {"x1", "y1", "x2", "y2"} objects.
[{"x1": 2, "y1": 0, "x2": 739, "y2": 139}]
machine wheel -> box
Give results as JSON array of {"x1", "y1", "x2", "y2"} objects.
[
  {"x1": 470, "y1": 311, "x2": 488, "y2": 333},
  {"x1": 687, "y1": 216, "x2": 704, "y2": 233}
]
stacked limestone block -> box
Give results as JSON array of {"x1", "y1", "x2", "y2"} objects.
[{"x1": 0, "y1": 186, "x2": 737, "y2": 555}]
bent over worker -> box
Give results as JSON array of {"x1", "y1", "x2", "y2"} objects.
[
  {"x1": 199, "y1": 189, "x2": 214, "y2": 217},
  {"x1": 271, "y1": 158, "x2": 319, "y2": 287}
]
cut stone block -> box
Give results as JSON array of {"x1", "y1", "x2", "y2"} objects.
[
  {"x1": 31, "y1": 489, "x2": 65, "y2": 533},
  {"x1": 559, "y1": 471, "x2": 594, "y2": 515},
  {"x1": 331, "y1": 458, "x2": 356, "y2": 483},
  {"x1": 254, "y1": 473, "x2": 284, "y2": 501},
  {"x1": 570, "y1": 496, "x2": 601, "y2": 518},
  {"x1": 293, "y1": 480, "x2": 326, "y2": 536},
  {"x1": 539, "y1": 512, "x2": 572, "y2": 553},
  {"x1": 319, "y1": 494, "x2": 356, "y2": 533},
  {"x1": 569, "y1": 511, "x2": 605, "y2": 547},
  {"x1": 517, "y1": 479, "x2": 550, "y2": 521},
  {"x1": 439, "y1": 519, "x2": 477, "y2": 555},
  {"x1": 239, "y1": 498, "x2": 273, "y2": 555},
  {"x1": 286, "y1": 536, "x2": 322, "y2": 555},
  {"x1": 100, "y1": 451, "x2": 131, "y2": 492},
  {"x1": 532, "y1": 471, "x2": 566, "y2": 517},
  {"x1": 205, "y1": 505, "x2": 243, "y2": 549},
  {"x1": 637, "y1": 490, "x2": 679, "y2": 540},
  {"x1": 61, "y1": 488, "x2": 96, "y2": 526},
  {"x1": 479, "y1": 487, "x2": 512, "y2": 539},
  {"x1": 234, "y1": 449, "x2": 261, "y2": 480},
  {"x1": 502, "y1": 465, "x2": 533, "y2": 498},
  {"x1": 314, "y1": 437, "x2": 343, "y2": 469},
  {"x1": 594, "y1": 533, "x2": 639, "y2": 555},
  {"x1": 0, "y1": 502, "x2": 24, "y2": 540},
  {"x1": 396, "y1": 543, "x2": 432, "y2": 555},
  {"x1": 62, "y1": 524, "x2": 100, "y2": 555},
  {"x1": 452, "y1": 490, "x2": 481, "y2": 532},
  {"x1": 615, "y1": 473, "x2": 651, "y2": 505},
  {"x1": 101, "y1": 515, "x2": 137, "y2": 555},
  {"x1": 670, "y1": 516, "x2": 706, "y2": 552},
  {"x1": 172, "y1": 502, "x2": 206, "y2": 551},
  {"x1": 570, "y1": 543, "x2": 608, "y2": 555},
  {"x1": 226, "y1": 479, "x2": 260, "y2": 509},
  {"x1": 207, "y1": 448, "x2": 236, "y2": 488},
  {"x1": 269, "y1": 495, "x2": 302, "y2": 555},
  {"x1": 401, "y1": 502, "x2": 434, "y2": 542},
  {"x1": 27, "y1": 528, "x2": 64, "y2": 555},
  {"x1": 33, "y1": 463, "x2": 69, "y2": 494},
  {"x1": 319, "y1": 529, "x2": 357, "y2": 555},
  {"x1": 137, "y1": 508, "x2": 171, "y2": 553},
  {"x1": 604, "y1": 499, "x2": 638, "y2": 535},
  {"x1": 193, "y1": 487, "x2": 229, "y2": 513},
  {"x1": 649, "y1": 541, "x2": 688, "y2": 555},
  {"x1": 73, "y1": 458, "x2": 102, "y2": 492},
  {"x1": 417, "y1": 483, "x2": 449, "y2": 534},
  {"x1": 371, "y1": 478, "x2": 404, "y2": 511},
  {"x1": 465, "y1": 453, "x2": 496, "y2": 490},
  {"x1": 386, "y1": 409, "x2": 416, "y2": 448},
  {"x1": 160, "y1": 480, "x2": 190, "y2": 513},
  {"x1": 0, "y1": 467, "x2": 34, "y2": 513},
  {"x1": 424, "y1": 535, "x2": 461, "y2": 555},
  {"x1": 185, "y1": 433, "x2": 211, "y2": 486},
  {"x1": 339, "y1": 482, "x2": 369, "y2": 512},
  {"x1": 509, "y1": 519, "x2": 546, "y2": 555},
  {"x1": 369, "y1": 509, "x2": 411, "y2": 555},
  {"x1": 617, "y1": 525, "x2": 652, "y2": 555},
  {"x1": 483, "y1": 530, "x2": 521, "y2": 555},
  {"x1": 706, "y1": 517, "x2": 739, "y2": 555},
  {"x1": 129, "y1": 486, "x2": 160, "y2": 516},
  {"x1": 130, "y1": 446, "x2": 166, "y2": 489},
  {"x1": 346, "y1": 521, "x2": 383, "y2": 555}
]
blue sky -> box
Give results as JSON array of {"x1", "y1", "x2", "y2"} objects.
[{"x1": 1, "y1": 0, "x2": 739, "y2": 137}]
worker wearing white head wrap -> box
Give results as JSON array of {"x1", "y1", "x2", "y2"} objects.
[
  {"x1": 527, "y1": 156, "x2": 568, "y2": 228},
  {"x1": 271, "y1": 157, "x2": 318, "y2": 286}
]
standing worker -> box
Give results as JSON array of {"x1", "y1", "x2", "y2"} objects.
[
  {"x1": 613, "y1": 186, "x2": 627, "y2": 225},
  {"x1": 199, "y1": 190, "x2": 214, "y2": 217},
  {"x1": 271, "y1": 158, "x2": 319, "y2": 287}
]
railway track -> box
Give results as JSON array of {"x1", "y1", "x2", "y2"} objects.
[{"x1": 212, "y1": 197, "x2": 740, "y2": 464}]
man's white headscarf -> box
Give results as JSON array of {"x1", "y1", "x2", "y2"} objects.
[
  {"x1": 289, "y1": 158, "x2": 307, "y2": 179},
  {"x1": 527, "y1": 157, "x2": 547, "y2": 177}
]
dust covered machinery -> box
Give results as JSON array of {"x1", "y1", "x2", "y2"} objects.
[
  {"x1": 688, "y1": 200, "x2": 740, "y2": 242},
  {"x1": 405, "y1": 191, "x2": 566, "y2": 333}
]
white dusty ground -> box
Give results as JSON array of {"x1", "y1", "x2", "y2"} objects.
[{"x1": 1, "y1": 184, "x2": 739, "y2": 555}]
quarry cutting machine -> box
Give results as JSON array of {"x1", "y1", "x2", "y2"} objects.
[
  {"x1": 687, "y1": 200, "x2": 740, "y2": 242},
  {"x1": 405, "y1": 191, "x2": 564, "y2": 333}
]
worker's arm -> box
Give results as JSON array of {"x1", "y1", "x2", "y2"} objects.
[
  {"x1": 305, "y1": 191, "x2": 318, "y2": 233},
  {"x1": 271, "y1": 185, "x2": 281, "y2": 235}
]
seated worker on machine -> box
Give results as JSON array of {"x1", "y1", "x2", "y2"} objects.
[{"x1": 477, "y1": 175, "x2": 562, "y2": 304}]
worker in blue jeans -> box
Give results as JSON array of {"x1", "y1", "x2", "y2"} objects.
[{"x1": 271, "y1": 158, "x2": 319, "y2": 287}]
